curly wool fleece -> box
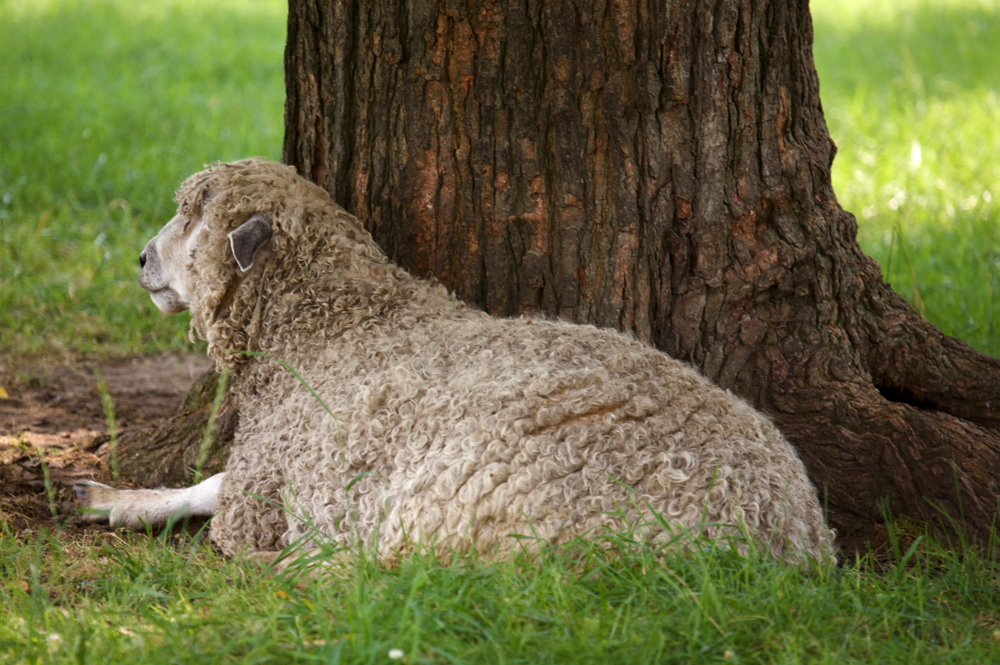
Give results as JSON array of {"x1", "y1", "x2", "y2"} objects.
[{"x1": 175, "y1": 158, "x2": 835, "y2": 563}]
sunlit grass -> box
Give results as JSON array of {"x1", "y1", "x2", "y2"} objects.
[
  {"x1": 0, "y1": 0, "x2": 286, "y2": 358},
  {"x1": 813, "y1": 0, "x2": 1000, "y2": 356}
]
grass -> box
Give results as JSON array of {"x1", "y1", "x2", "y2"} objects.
[
  {"x1": 813, "y1": 0, "x2": 1000, "y2": 356},
  {"x1": 3, "y1": 0, "x2": 1000, "y2": 662},
  {"x1": 0, "y1": 0, "x2": 286, "y2": 358},
  {"x1": 3, "y1": 519, "x2": 1000, "y2": 663}
]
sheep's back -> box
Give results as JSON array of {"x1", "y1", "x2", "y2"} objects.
[{"x1": 220, "y1": 311, "x2": 832, "y2": 561}]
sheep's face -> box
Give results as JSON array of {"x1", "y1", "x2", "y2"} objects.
[
  {"x1": 139, "y1": 211, "x2": 202, "y2": 314},
  {"x1": 140, "y1": 204, "x2": 273, "y2": 316}
]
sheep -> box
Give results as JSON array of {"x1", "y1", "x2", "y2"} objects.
[{"x1": 76, "y1": 158, "x2": 836, "y2": 564}]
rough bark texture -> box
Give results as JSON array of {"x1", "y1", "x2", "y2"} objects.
[
  {"x1": 119, "y1": 0, "x2": 1000, "y2": 551},
  {"x1": 282, "y1": 0, "x2": 1000, "y2": 549},
  {"x1": 109, "y1": 370, "x2": 235, "y2": 488}
]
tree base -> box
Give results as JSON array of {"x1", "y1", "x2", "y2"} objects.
[{"x1": 100, "y1": 369, "x2": 236, "y2": 488}]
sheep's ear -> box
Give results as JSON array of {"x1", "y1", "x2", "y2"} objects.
[{"x1": 228, "y1": 213, "x2": 272, "y2": 272}]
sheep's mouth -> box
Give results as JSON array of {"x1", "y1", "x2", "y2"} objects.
[
  {"x1": 148, "y1": 287, "x2": 189, "y2": 314},
  {"x1": 138, "y1": 269, "x2": 165, "y2": 293}
]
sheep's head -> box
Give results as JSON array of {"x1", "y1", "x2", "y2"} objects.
[
  {"x1": 139, "y1": 208, "x2": 272, "y2": 315},
  {"x1": 139, "y1": 158, "x2": 390, "y2": 366}
]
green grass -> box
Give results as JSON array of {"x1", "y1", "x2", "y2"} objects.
[
  {"x1": 0, "y1": 0, "x2": 286, "y2": 358},
  {"x1": 813, "y1": 0, "x2": 1000, "y2": 356},
  {"x1": 1, "y1": 0, "x2": 997, "y2": 358},
  {"x1": 3, "y1": 2, "x2": 1000, "y2": 659},
  {"x1": 3, "y1": 521, "x2": 1000, "y2": 663}
]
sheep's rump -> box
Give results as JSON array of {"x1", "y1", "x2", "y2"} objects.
[{"x1": 213, "y1": 306, "x2": 833, "y2": 562}]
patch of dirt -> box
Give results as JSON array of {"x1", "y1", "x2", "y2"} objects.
[
  {"x1": 0, "y1": 354, "x2": 212, "y2": 533},
  {"x1": 1, "y1": 354, "x2": 211, "y2": 439}
]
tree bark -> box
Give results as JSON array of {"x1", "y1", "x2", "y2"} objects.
[
  {"x1": 108, "y1": 369, "x2": 235, "y2": 488},
  {"x1": 120, "y1": 0, "x2": 1000, "y2": 551},
  {"x1": 281, "y1": 0, "x2": 1000, "y2": 549}
]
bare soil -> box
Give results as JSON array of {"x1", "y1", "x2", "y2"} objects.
[{"x1": 0, "y1": 354, "x2": 212, "y2": 534}]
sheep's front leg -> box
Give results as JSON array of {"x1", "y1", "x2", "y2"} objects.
[{"x1": 74, "y1": 473, "x2": 226, "y2": 529}]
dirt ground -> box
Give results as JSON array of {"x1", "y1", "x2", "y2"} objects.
[{"x1": 0, "y1": 354, "x2": 212, "y2": 534}]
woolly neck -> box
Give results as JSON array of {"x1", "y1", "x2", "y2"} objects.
[{"x1": 171, "y1": 160, "x2": 462, "y2": 382}]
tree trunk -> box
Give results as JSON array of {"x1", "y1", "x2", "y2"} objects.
[
  {"x1": 281, "y1": 0, "x2": 1000, "y2": 550},
  {"x1": 108, "y1": 368, "x2": 235, "y2": 488},
  {"x1": 123, "y1": 0, "x2": 1000, "y2": 552}
]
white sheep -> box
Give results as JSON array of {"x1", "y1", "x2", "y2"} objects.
[{"x1": 77, "y1": 158, "x2": 835, "y2": 563}]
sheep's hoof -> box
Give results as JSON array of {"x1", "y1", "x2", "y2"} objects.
[{"x1": 74, "y1": 480, "x2": 114, "y2": 522}]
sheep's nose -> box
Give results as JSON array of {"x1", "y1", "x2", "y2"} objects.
[{"x1": 139, "y1": 250, "x2": 147, "y2": 269}]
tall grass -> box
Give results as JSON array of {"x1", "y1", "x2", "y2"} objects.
[
  {"x1": 813, "y1": 0, "x2": 1000, "y2": 356},
  {"x1": 3, "y1": 519, "x2": 1000, "y2": 663},
  {"x1": 0, "y1": 0, "x2": 286, "y2": 358}
]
